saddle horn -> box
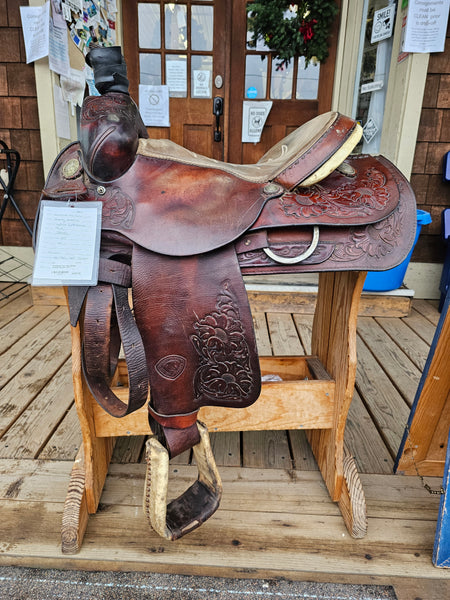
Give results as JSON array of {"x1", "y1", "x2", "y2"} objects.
[{"x1": 85, "y1": 45, "x2": 130, "y2": 95}]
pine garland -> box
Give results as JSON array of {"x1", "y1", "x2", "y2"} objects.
[{"x1": 247, "y1": 1, "x2": 339, "y2": 69}]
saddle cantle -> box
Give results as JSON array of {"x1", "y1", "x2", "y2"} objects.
[{"x1": 38, "y1": 47, "x2": 416, "y2": 541}]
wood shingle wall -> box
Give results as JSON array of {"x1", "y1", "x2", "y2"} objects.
[
  {"x1": 0, "y1": 0, "x2": 44, "y2": 247},
  {"x1": 411, "y1": 25, "x2": 450, "y2": 264}
]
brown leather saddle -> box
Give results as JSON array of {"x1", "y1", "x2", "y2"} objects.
[{"x1": 39, "y1": 47, "x2": 416, "y2": 541}]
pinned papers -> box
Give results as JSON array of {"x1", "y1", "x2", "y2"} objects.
[
  {"x1": 20, "y1": 2, "x2": 50, "y2": 64},
  {"x1": 401, "y1": 0, "x2": 450, "y2": 53},
  {"x1": 139, "y1": 85, "x2": 170, "y2": 127}
]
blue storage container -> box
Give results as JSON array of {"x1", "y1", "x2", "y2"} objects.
[{"x1": 363, "y1": 209, "x2": 432, "y2": 292}]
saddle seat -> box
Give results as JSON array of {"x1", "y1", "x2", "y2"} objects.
[{"x1": 137, "y1": 110, "x2": 362, "y2": 189}]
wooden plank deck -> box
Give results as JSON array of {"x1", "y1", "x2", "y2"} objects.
[{"x1": 0, "y1": 283, "x2": 449, "y2": 594}]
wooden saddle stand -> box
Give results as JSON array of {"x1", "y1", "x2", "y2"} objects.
[{"x1": 37, "y1": 47, "x2": 417, "y2": 553}]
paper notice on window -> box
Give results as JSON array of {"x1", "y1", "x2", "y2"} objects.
[
  {"x1": 242, "y1": 101, "x2": 273, "y2": 143},
  {"x1": 139, "y1": 85, "x2": 170, "y2": 127},
  {"x1": 193, "y1": 70, "x2": 211, "y2": 97},
  {"x1": 20, "y1": 2, "x2": 50, "y2": 64},
  {"x1": 60, "y1": 68, "x2": 86, "y2": 113},
  {"x1": 166, "y1": 60, "x2": 187, "y2": 95},
  {"x1": 53, "y1": 84, "x2": 71, "y2": 140},
  {"x1": 49, "y1": 16, "x2": 70, "y2": 76},
  {"x1": 32, "y1": 201, "x2": 102, "y2": 286},
  {"x1": 401, "y1": 0, "x2": 450, "y2": 53}
]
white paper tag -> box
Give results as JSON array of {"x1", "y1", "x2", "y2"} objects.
[{"x1": 32, "y1": 200, "x2": 102, "y2": 286}]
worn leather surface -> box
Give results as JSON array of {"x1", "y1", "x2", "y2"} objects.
[
  {"x1": 43, "y1": 148, "x2": 409, "y2": 261},
  {"x1": 40, "y1": 101, "x2": 416, "y2": 458},
  {"x1": 137, "y1": 112, "x2": 361, "y2": 188},
  {"x1": 79, "y1": 93, "x2": 148, "y2": 182}
]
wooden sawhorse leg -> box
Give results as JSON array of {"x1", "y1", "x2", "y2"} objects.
[
  {"x1": 61, "y1": 325, "x2": 115, "y2": 554},
  {"x1": 307, "y1": 270, "x2": 367, "y2": 538}
]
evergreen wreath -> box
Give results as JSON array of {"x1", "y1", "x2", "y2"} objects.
[{"x1": 247, "y1": 1, "x2": 339, "y2": 70}]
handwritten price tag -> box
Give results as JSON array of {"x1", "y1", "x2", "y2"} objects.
[{"x1": 32, "y1": 201, "x2": 102, "y2": 286}]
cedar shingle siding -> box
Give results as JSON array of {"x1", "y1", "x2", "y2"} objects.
[
  {"x1": 411, "y1": 24, "x2": 450, "y2": 263},
  {"x1": 0, "y1": 0, "x2": 44, "y2": 247}
]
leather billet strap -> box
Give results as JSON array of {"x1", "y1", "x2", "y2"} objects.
[
  {"x1": 144, "y1": 421, "x2": 222, "y2": 540},
  {"x1": 82, "y1": 280, "x2": 149, "y2": 417}
]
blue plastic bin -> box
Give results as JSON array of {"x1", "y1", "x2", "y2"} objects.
[{"x1": 363, "y1": 209, "x2": 432, "y2": 292}]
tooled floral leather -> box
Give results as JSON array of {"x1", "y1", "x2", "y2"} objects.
[{"x1": 191, "y1": 281, "x2": 256, "y2": 403}]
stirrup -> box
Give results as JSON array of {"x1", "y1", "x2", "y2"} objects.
[{"x1": 143, "y1": 421, "x2": 222, "y2": 540}]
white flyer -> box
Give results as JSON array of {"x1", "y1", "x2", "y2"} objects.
[
  {"x1": 401, "y1": 0, "x2": 450, "y2": 53},
  {"x1": 193, "y1": 70, "x2": 211, "y2": 97},
  {"x1": 139, "y1": 85, "x2": 170, "y2": 127},
  {"x1": 32, "y1": 201, "x2": 102, "y2": 286},
  {"x1": 166, "y1": 60, "x2": 187, "y2": 95},
  {"x1": 49, "y1": 16, "x2": 70, "y2": 76},
  {"x1": 20, "y1": 2, "x2": 50, "y2": 64},
  {"x1": 241, "y1": 101, "x2": 273, "y2": 143},
  {"x1": 60, "y1": 68, "x2": 86, "y2": 114},
  {"x1": 53, "y1": 84, "x2": 71, "y2": 140}
]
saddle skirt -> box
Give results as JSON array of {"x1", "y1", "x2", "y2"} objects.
[{"x1": 38, "y1": 90, "x2": 416, "y2": 540}]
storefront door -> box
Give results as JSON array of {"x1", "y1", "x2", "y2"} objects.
[{"x1": 123, "y1": 1, "x2": 339, "y2": 162}]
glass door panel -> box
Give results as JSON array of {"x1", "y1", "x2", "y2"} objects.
[
  {"x1": 244, "y1": 54, "x2": 267, "y2": 98},
  {"x1": 270, "y1": 58, "x2": 293, "y2": 100},
  {"x1": 191, "y1": 5, "x2": 214, "y2": 51},
  {"x1": 296, "y1": 58, "x2": 320, "y2": 100},
  {"x1": 165, "y1": 4, "x2": 188, "y2": 50},
  {"x1": 138, "y1": 3, "x2": 161, "y2": 48},
  {"x1": 139, "y1": 53, "x2": 162, "y2": 85}
]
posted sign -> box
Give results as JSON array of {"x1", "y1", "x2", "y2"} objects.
[
  {"x1": 401, "y1": 0, "x2": 450, "y2": 53},
  {"x1": 371, "y1": 5, "x2": 396, "y2": 43}
]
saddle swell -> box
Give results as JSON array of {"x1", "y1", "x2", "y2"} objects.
[{"x1": 38, "y1": 48, "x2": 416, "y2": 540}]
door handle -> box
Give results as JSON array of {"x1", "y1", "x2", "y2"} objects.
[{"x1": 213, "y1": 97, "x2": 223, "y2": 142}]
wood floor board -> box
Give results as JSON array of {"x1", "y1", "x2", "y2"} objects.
[
  {"x1": 0, "y1": 360, "x2": 74, "y2": 459},
  {"x1": 0, "y1": 305, "x2": 56, "y2": 355},
  {"x1": 39, "y1": 403, "x2": 81, "y2": 461},
  {"x1": 266, "y1": 312, "x2": 305, "y2": 355},
  {"x1": 111, "y1": 435, "x2": 146, "y2": 464},
  {"x1": 357, "y1": 317, "x2": 422, "y2": 406},
  {"x1": 401, "y1": 308, "x2": 438, "y2": 345},
  {"x1": 411, "y1": 298, "x2": 441, "y2": 326},
  {"x1": 374, "y1": 315, "x2": 431, "y2": 372},
  {"x1": 292, "y1": 313, "x2": 314, "y2": 353},
  {"x1": 0, "y1": 288, "x2": 33, "y2": 327},
  {"x1": 252, "y1": 312, "x2": 272, "y2": 356},
  {"x1": 288, "y1": 429, "x2": 318, "y2": 470},
  {"x1": 345, "y1": 391, "x2": 395, "y2": 475},
  {"x1": 210, "y1": 431, "x2": 242, "y2": 467},
  {"x1": 354, "y1": 335, "x2": 411, "y2": 458},
  {"x1": 0, "y1": 309, "x2": 70, "y2": 391},
  {"x1": 241, "y1": 430, "x2": 293, "y2": 469},
  {"x1": 0, "y1": 329, "x2": 72, "y2": 439}
]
